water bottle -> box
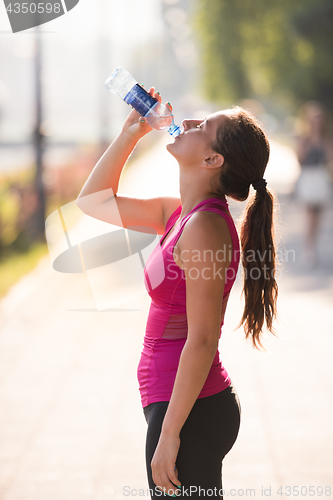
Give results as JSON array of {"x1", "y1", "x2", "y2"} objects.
[{"x1": 105, "y1": 67, "x2": 181, "y2": 138}]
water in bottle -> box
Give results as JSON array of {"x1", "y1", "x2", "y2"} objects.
[{"x1": 105, "y1": 67, "x2": 181, "y2": 137}]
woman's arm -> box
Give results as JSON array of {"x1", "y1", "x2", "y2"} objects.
[
  {"x1": 77, "y1": 91, "x2": 155, "y2": 200},
  {"x1": 76, "y1": 89, "x2": 180, "y2": 233},
  {"x1": 150, "y1": 211, "x2": 233, "y2": 494}
]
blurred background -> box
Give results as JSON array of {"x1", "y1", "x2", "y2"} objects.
[{"x1": 0, "y1": 0, "x2": 332, "y2": 498}]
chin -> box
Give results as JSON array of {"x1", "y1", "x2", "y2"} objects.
[{"x1": 166, "y1": 142, "x2": 176, "y2": 157}]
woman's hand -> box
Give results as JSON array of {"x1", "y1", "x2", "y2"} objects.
[
  {"x1": 122, "y1": 87, "x2": 172, "y2": 141},
  {"x1": 151, "y1": 433, "x2": 181, "y2": 497}
]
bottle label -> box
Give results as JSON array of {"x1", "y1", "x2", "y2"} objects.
[{"x1": 124, "y1": 84, "x2": 158, "y2": 116}]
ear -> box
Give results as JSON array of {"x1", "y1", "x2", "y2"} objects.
[{"x1": 202, "y1": 153, "x2": 224, "y2": 169}]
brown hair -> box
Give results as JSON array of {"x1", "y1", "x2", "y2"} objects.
[{"x1": 211, "y1": 106, "x2": 278, "y2": 349}]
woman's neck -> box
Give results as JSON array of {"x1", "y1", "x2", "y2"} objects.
[{"x1": 178, "y1": 168, "x2": 225, "y2": 219}]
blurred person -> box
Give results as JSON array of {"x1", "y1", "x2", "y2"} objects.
[
  {"x1": 294, "y1": 101, "x2": 333, "y2": 267},
  {"x1": 76, "y1": 89, "x2": 279, "y2": 499}
]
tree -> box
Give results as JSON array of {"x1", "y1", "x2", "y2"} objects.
[{"x1": 194, "y1": 0, "x2": 333, "y2": 111}]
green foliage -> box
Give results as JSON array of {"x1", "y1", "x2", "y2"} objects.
[
  {"x1": 194, "y1": 0, "x2": 333, "y2": 111},
  {"x1": 0, "y1": 242, "x2": 48, "y2": 299},
  {"x1": 0, "y1": 169, "x2": 36, "y2": 256}
]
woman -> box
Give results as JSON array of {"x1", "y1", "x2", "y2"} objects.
[
  {"x1": 295, "y1": 101, "x2": 333, "y2": 267},
  {"x1": 76, "y1": 89, "x2": 278, "y2": 499}
]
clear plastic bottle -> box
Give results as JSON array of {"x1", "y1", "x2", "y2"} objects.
[{"x1": 105, "y1": 67, "x2": 181, "y2": 137}]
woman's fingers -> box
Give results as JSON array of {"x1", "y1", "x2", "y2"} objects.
[
  {"x1": 146, "y1": 85, "x2": 172, "y2": 110},
  {"x1": 170, "y1": 473, "x2": 181, "y2": 489},
  {"x1": 148, "y1": 85, "x2": 161, "y2": 101},
  {"x1": 155, "y1": 481, "x2": 179, "y2": 497},
  {"x1": 147, "y1": 86, "x2": 166, "y2": 105},
  {"x1": 168, "y1": 464, "x2": 180, "y2": 487},
  {"x1": 153, "y1": 471, "x2": 181, "y2": 496},
  {"x1": 151, "y1": 435, "x2": 181, "y2": 496}
]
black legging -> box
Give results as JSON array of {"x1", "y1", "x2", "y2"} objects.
[{"x1": 143, "y1": 382, "x2": 241, "y2": 499}]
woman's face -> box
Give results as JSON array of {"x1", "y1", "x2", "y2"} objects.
[{"x1": 166, "y1": 111, "x2": 227, "y2": 167}]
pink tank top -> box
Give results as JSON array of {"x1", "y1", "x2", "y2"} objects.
[{"x1": 137, "y1": 197, "x2": 240, "y2": 408}]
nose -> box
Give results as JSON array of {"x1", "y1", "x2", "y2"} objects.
[
  {"x1": 182, "y1": 119, "x2": 190, "y2": 131},
  {"x1": 182, "y1": 119, "x2": 203, "y2": 131}
]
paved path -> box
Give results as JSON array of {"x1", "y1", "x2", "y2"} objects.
[{"x1": 0, "y1": 134, "x2": 332, "y2": 499}]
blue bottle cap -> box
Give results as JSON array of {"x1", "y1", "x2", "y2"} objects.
[{"x1": 168, "y1": 123, "x2": 181, "y2": 137}]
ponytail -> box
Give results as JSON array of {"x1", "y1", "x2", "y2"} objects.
[
  {"x1": 238, "y1": 187, "x2": 278, "y2": 349},
  {"x1": 211, "y1": 106, "x2": 279, "y2": 349}
]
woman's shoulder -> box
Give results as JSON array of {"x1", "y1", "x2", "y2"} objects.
[
  {"x1": 179, "y1": 209, "x2": 233, "y2": 250},
  {"x1": 173, "y1": 210, "x2": 234, "y2": 271},
  {"x1": 194, "y1": 201, "x2": 238, "y2": 237}
]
